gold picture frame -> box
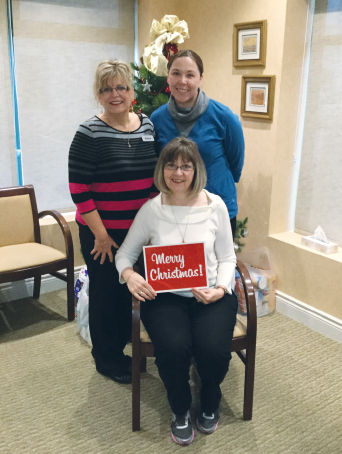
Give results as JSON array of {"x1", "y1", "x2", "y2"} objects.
[
  {"x1": 233, "y1": 20, "x2": 267, "y2": 67},
  {"x1": 241, "y1": 76, "x2": 276, "y2": 121}
]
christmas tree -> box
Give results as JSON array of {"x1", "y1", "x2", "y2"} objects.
[
  {"x1": 131, "y1": 15, "x2": 189, "y2": 116},
  {"x1": 234, "y1": 217, "x2": 249, "y2": 254},
  {"x1": 130, "y1": 63, "x2": 170, "y2": 117}
]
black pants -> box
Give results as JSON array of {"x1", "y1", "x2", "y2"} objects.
[
  {"x1": 230, "y1": 216, "x2": 237, "y2": 240},
  {"x1": 141, "y1": 291, "x2": 238, "y2": 415},
  {"x1": 78, "y1": 222, "x2": 132, "y2": 374}
]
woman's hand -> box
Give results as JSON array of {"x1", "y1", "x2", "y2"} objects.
[
  {"x1": 191, "y1": 287, "x2": 225, "y2": 305},
  {"x1": 91, "y1": 234, "x2": 118, "y2": 264},
  {"x1": 123, "y1": 268, "x2": 157, "y2": 301},
  {"x1": 81, "y1": 210, "x2": 117, "y2": 264}
]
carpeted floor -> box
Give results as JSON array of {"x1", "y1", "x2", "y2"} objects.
[{"x1": 0, "y1": 289, "x2": 341, "y2": 454}]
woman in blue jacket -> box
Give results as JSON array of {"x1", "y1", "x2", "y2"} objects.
[{"x1": 151, "y1": 49, "x2": 245, "y2": 238}]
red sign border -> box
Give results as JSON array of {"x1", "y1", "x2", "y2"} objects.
[{"x1": 143, "y1": 242, "x2": 209, "y2": 293}]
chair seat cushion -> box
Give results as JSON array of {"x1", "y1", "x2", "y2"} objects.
[
  {"x1": 0, "y1": 243, "x2": 66, "y2": 272},
  {"x1": 234, "y1": 314, "x2": 247, "y2": 337},
  {"x1": 140, "y1": 313, "x2": 247, "y2": 343}
]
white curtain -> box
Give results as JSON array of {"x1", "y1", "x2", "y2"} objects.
[
  {"x1": 11, "y1": 0, "x2": 135, "y2": 211},
  {"x1": 295, "y1": 0, "x2": 342, "y2": 244}
]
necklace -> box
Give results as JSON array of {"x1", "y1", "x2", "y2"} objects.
[
  {"x1": 169, "y1": 195, "x2": 193, "y2": 243},
  {"x1": 123, "y1": 130, "x2": 131, "y2": 148},
  {"x1": 170, "y1": 205, "x2": 191, "y2": 243},
  {"x1": 101, "y1": 113, "x2": 131, "y2": 147}
]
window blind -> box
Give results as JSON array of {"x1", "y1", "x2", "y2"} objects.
[
  {"x1": 11, "y1": 0, "x2": 135, "y2": 211},
  {"x1": 0, "y1": 0, "x2": 16, "y2": 188},
  {"x1": 295, "y1": 0, "x2": 342, "y2": 244}
]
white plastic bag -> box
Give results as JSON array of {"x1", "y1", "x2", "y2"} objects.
[
  {"x1": 75, "y1": 266, "x2": 92, "y2": 345},
  {"x1": 241, "y1": 247, "x2": 276, "y2": 317}
]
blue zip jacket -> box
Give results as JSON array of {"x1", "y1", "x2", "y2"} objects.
[{"x1": 151, "y1": 99, "x2": 245, "y2": 218}]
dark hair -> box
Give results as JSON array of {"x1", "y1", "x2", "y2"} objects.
[
  {"x1": 154, "y1": 137, "x2": 207, "y2": 196},
  {"x1": 167, "y1": 50, "x2": 204, "y2": 76}
]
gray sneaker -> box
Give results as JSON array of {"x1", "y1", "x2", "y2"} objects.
[
  {"x1": 196, "y1": 409, "x2": 220, "y2": 434},
  {"x1": 171, "y1": 410, "x2": 194, "y2": 446}
]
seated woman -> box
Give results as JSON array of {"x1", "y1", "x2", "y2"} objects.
[{"x1": 115, "y1": 137, "x2": 238, "y2": 446}]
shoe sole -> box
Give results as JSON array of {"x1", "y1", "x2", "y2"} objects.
[
  {"x1": 171, "y1": 429, "x2": 195, "y2": 446},
  {"x1": 196, "y1": 419, "x2": 219, "y2": 434}
]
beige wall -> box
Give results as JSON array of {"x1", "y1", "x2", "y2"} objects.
[
  {"x1": 138, "y1": 0, "x2": 342, "y2": 320},
  {"x1": 39, "y1": 0, "x2": 342, "y2": 318}
]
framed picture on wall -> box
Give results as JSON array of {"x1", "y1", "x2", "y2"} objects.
[
  {"x1": 233, "y1": 20, "x2": 267, "y2": 67},
  {"x1": 241, "y1": 76, "x2": 276, "y2": 120}
]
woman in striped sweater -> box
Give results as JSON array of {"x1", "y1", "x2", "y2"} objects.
[{"x1": 68, "y1": 60, "x2": 157, "y2": 384}]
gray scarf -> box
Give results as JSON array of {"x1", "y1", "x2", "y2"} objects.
[{"x1": 167, "y1": 89, "x2": 209, "y2": 137}]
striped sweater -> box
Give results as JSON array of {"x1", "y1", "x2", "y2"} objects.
[{"x1": 69, "y1": 114, "x2": 158, "y2": 240}]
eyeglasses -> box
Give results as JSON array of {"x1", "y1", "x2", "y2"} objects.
[
  {"x1": 164, "y1": 163, "x2": 195, "y2": 172},
  {"x1": 100, "y1": 85, "x2": 130, "y2": 94}
]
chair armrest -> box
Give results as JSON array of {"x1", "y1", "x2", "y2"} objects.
[
  {"x1": 236, "y1": 260, "x2": 257, "y2": 341},
  {"x1": 38, "y1": 210, "x2": 74, "y2": 259}
]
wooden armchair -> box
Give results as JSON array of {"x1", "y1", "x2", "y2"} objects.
[
  {"x1": 131, "y1": 259, "x2": 257, "y2": 431},
  {"x1": 0, "y1": 185, "x2": 75, "y2": 321}
]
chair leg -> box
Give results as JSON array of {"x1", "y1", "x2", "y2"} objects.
[
  {"x1": 140, "y1": 357, "x2": 147, "y2": 373},
  {"x1": 132, "y1": 349, "x2": 142, "y2": 431},
  {"x1": 67, "y1": 264, "x2": 75, "y2": 321},
  {"x1": 243, "y1": 344, "x2": 256, "y2": 420},
  {"x1": 33, "y1": 276, "x2": 41, "y2": 299}
]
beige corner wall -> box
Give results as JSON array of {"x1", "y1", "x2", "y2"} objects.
[{"x1": 138, "y1": 0, "x2": 342, "y2": 320}]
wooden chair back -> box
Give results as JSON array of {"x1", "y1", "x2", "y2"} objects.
[{"x1": 0, "y1": 185, "x2": 75, "y2": 321}]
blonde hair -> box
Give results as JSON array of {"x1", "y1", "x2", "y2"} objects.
[
  {"x1": 93, "y1": 59, "x2": 133, "y2": 101},
  {"x1": 154, "y1": 137, "x2": 207, "y2": 197}
]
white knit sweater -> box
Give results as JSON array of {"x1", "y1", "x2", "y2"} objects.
[{"x1": 115, "y1": 190, "x2": 236, "y2": 297}]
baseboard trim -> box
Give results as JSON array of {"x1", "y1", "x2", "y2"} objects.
[
  {"x1": 0, "y1": 266, "x2": 83, "y2": 303},
  {"x1": 276, "y1": 291, "x2": 342, "y2": 344}
]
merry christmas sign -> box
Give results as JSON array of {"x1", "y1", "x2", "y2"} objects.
[{"x1": 143, "y1": 242, "x2": 208, "y2": 292}]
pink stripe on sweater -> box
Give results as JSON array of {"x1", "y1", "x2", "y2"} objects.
[
  {"x1": 104, "y1": 219, "x2": 133, "y2": 229},
  {"x1": 91, "y1": 178, "x2": 154, "y2": 193},
  {"x1": 77, "y1": 199, "x2": 96, "y2": 214},
  {"x1": 96, "y1": 198, "x2": 148, "y2": 211},
  {"x1": 69, "y1": 183, "x2": 91, "y2": 194}
]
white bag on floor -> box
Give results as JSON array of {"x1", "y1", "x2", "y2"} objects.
[
  {"x1": 76, "y1": 267, "x2": 92, "y2": 345},
  {"x1": 241, "y1": 247, "x2": 276, "y2": 317}
]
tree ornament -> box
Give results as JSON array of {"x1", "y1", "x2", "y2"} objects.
[
  {"x1": 143, "y1": 15, "x2": 189, "y2": 76},
  {"x1": 142, "y1": 82, "x2": 152, "y2": 92},
  {"x1": 164, "y1": 43, "x2": 179, "y2": 61},
  {"x1": 241, "y1": 228, "x2": 248, "y2": 238}
]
